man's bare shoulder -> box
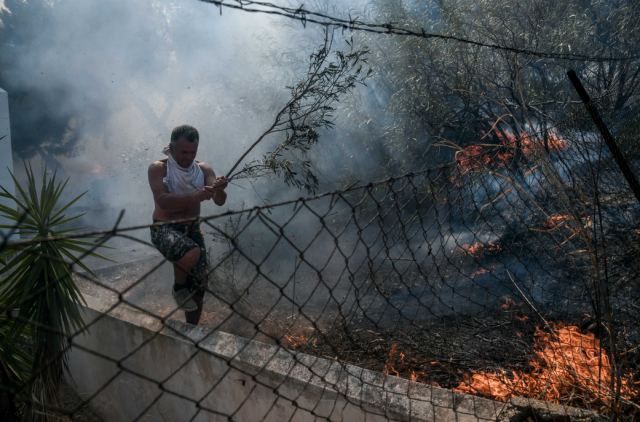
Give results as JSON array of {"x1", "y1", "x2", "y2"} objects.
[
  {"x1": 149, "y1": 159, "x2": 168, "y2": 169},
  {"x1": 148, "y1": 159, "x2": 168, "y2": 177},
  {"x1": 197, "y1": 161, "x2": 216, "y2": 175}
]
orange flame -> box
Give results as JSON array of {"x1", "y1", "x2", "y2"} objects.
[
  {"x1": 461, "y1": 241, "x2": 502, "y2": 258},
  {"x1": 545, "y1": 213, "x2": 572, "y2": 229},
  {"x1": 497, "y1": 130, "x2": 568, "y2": 156},
  {"x1": 282, "y1": 330, "x2": 317, "y2": 350},
  {"x1": 383, "y1": 343, "x2": 400, "y2": 377},
  {"x1": 500, "y1": 297, "x2": 516, "y2": 311},
  {"x1": 382, "y1": 345, "x2": 441, "y2": 387},
  {"x1": 454, "y1": 324, "x2": 639, "y2": 406},
  {"x1": 462, "y1": 242, "x2": 483, "y2": 256},
  {"x1": 455, "y1": 145, "x2": 494, "y2": 173},
  {"x1": 470, "y1": 267, "x2": 490, "y2": 278},
  {"x1": 455, "y1": 130, "x2": 568, "y2": 174}
]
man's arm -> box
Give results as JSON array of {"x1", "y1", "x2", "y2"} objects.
[
  {"x1": 148, "y1": 161, "x2": 212, "y2": 211},
  {"x1": 201, "y1": 163, "x2": 227, "y2": 206}
]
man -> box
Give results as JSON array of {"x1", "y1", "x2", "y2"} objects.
[{"x1": 148, "y1": 125, "x2": 227, "y2": 325}]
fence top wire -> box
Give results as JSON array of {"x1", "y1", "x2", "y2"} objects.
[{"x1": 197, "y1": 0, "x2": 640, "y2": 63}]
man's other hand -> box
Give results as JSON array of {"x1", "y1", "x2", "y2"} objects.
[
  {"x1": 205, "y1": 176, "x2": 228, "y2": 192},
  {"x1": 204, "y1": 176, "x2": 228, "y2": 206}
]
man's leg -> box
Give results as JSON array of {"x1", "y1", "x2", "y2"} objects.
[
  {"x1": 173, "y1": 247, "x2": 200, "y2": 287},
  {"x1": 185, "y1": 290, "x2": 204, "y2": 325},
  {"x1": 150, "y1": 223, "x2": 200, "y2": 312},
  {"x1": 183, "y1": 230, "x2": 208, "y2": 324},
  {"x1": 170, "y1": 247, "x2": 201, "y2": 312}
]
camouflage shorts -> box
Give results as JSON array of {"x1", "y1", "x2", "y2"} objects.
[{"x1": 150, "y1": 221, "x2": 208, "y2": 289}]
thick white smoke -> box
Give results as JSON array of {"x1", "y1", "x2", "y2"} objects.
[{"x1": 1, "y1": 0, "x2": 377, "y2": 230}]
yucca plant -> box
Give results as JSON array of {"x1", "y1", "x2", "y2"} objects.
[
  {"x1": 0, "y1": 163, "x2": 100, "y2": 420},
  {"x1": 0, "y1": 306, "x2": 31, "y2": 420}
]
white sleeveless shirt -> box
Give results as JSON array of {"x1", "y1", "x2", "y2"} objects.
[{"x1": 163, "y1": 153, "x2": 205, "y2": 194}]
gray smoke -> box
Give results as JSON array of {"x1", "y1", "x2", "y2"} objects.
[{"x1": 0, "y1": 0, "x2": 380, "y2": 229}]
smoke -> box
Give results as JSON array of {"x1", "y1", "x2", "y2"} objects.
[{"x1": 0, "y1": 0, "x2": 381, "y2": 229}]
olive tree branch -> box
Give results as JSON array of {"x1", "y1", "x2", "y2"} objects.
[{"x1": 227, "y1": 29, "x2": 371, "y2": 193}]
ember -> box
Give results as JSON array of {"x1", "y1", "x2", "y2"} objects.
[
  {"x1": 540, "y1": 214, "x2": 593, "y2": 248},
  {"x1": 461, "y1": 241, "x2": 502, "y2": 257},
  {"x1": 497, "y1": 130, "x2": 568, "y2": 156},
  {"x1": 546, "y1": 132, "x2": 568, "y2": 152},
  {"x1": 545, "y1": 213, "x2": 572, "y2": 229},
  {"x1": 500, "y1": 297, "x2": 516, "y2": 311},
  {"x1": 383, "y1": 343, "x2": 402, "y2": 377},
  {"x1": 455, "y1": 130, "x2": 568, "y2": 174},
  {"x1": 455, "y1": 145, "x2": 493, "y2": 173},
  {"x1": 462, "y1": 242, "x2": 482, "y2": 256},
  {"x1": 282, "y1": 329, "x2": 317, "y2": 350},
  {"x1": 470, "y1": 267, "x2": 490, "y2": 278},
  {"x1": 381, "y1": 344, "x2": 438, "y2": 386},
  {"x1": 454, "y1": 324, "x2": 639, "y2": 408}
]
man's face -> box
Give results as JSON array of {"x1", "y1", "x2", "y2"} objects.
[{"x1": 171, "y1": 137, "x2": 198, "y2": 168}]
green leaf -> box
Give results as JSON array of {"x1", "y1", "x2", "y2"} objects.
[{"x1": 0, "y1": 162, "x2": 107, "y2": 414}]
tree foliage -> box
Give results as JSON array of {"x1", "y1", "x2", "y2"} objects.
[
  {"x1": 360, "y1": 0, "x2": 640, "y2": 172},
  {"x1": 227, "y1": 29, "x2": 371, "y2": 193}
]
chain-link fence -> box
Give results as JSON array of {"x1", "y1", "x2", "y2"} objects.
[{"x1": 1, "y1": 116, "x2": 639, "y2": 420}]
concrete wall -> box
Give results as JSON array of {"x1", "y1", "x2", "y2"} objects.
[
  {"x1": 0, "y1": 88, "x2": 16, "y2": 241},
  {"x1": 66, "y1": 292, "x2": 599, "y2": 422}
]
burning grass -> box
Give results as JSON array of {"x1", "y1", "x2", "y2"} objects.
[
  {"x1": 454, "y1": 323, "x2": 640, "y2": 415},
  {"x1": 461, "y1": 241, "x2": 502, "y2": 258},
  {"x1": 454, "y1": 130, "x2": 568, "y2": 174},
  {"x1": 277, "y1": 304, "x2": 539, "y2": 390},
  {"x1": 282, "y1": 328, "x2": 318, "y2": 350},
  {"x1": 276, "y1": 307, "x2": 639, "y2": 419}
]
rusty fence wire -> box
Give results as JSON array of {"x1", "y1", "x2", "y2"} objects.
[{"x1": 1, "y1": 126, "x2": 639, "y2": 421}]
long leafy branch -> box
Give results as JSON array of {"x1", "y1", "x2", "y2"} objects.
[{"x1": 226, "y1": 30, "x2": 371, "y2": 193}]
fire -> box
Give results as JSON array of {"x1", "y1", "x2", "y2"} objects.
[
  {"x1": 454, "y1": 324, "x2": 639, "y2": 407},
  {"x1": 382, "y1": 344, "x2": 437, "y2": 386},
  {"x1": 546, "y1": 132, "x2": 568, "y2": 152},
  {"x1": 378, "y1": 343, "x2": 448, "y2": 388},
  {"x1": 500, "y1": 297, "x2": 516, "y2": 311},
  {"x1": 461, "y1": 241, "x2": 502, "y2": 257},
  {"x1": 496, "y1": 130, "x2": 530, "y2": 156},
  {"x1": 282, "y1": 329, "x2": 317, "y2": 350},
  {"x1": 383, "y1": 343, "x2": 401, "y2": 377},
  {"x1": 463, "y1": 242, "x2": 483, "y2": 256},
  {"x1": 455, "y1": 130, "x2": 568, "y2": 174},
  {"x1": 541, "y1": 214, "x2": 593, "y2": 246},
  {"x1": 470, "y1": 267, "x2": 490, "y2": 278},
  {"x1": 545, "y1": 213, "x2": 572, "y2": 229},
  {"x1": 496, "y1": 130, "x2": 568, "y2": 156},
  {"x1": 455, "y1": 145, "x2": 493, "y2": 173}
]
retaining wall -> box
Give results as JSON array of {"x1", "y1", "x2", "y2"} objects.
[{"x1": 66, "y1": 291, "x2": 599, "y2": 421}]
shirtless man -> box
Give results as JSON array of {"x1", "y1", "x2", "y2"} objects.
[{"x1": 148, "y1": 125, "x2": 227, "y2": 324}]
